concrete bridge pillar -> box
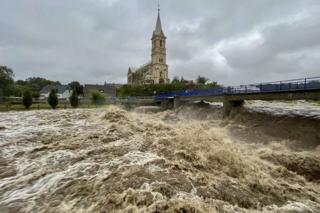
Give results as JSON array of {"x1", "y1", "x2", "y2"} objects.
[
  {"x1": 161, "y1": 100, "x2": 168, "y2": 110},
  {"x1": 173, "y1": 97, "x2": 190, "y2": 109},
  {"x1": 223, "y1": 100, "x2": 244, "y2": 117},
  {"x1": 160, "y1": 99, "x2": 174, "y2": 110},
  {"x1": 174, "y1": 97, "x2": 182, "y2": 109},
  {"x1": 161, "y1": 99, "x2": 169, "y2": 110}
]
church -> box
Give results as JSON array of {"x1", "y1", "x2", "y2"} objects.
[{"x1": 127, "y1": 7, "x2": 169, "y2": 85}]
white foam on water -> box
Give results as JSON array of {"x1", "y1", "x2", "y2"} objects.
[
  {"x1": 0, "y1": 107, "x2": 319, "y2": 212},
  {"x1": 246, "y1": 100, "x2": 320, "y2": 118}
]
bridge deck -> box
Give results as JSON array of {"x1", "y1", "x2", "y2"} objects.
[
  {"x1": 178, "y1": 89, "x2": 320, "y2": 102},
  {"x1": 155, "y1": 77, "x2": 320, "y2": 102}
]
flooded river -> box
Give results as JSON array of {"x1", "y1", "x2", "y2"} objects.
[{"x1": 0, "y1": 102, "x2": 319, "y2": 212}]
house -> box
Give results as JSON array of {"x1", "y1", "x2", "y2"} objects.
[
  {"x1": 40, "y1": 85, "x2": 70, "y2": 100},
  {"x1": 84, "y1": 83, "x2": 117, "y2": 98}
]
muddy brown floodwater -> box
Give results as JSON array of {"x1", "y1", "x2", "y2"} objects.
[{"x1": 0, "y1": 102, "x2": 320, "y2": 213}]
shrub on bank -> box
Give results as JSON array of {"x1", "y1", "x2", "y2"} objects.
[
  {"x1": 116, "y1": 82, "x2": 221, "y2": 98},
  {"x1": 48, "y1": 89, "x2": 58, "y2": 109},
  {"x1": 69, "y1": 90, "x2": 79, "y2": 108},
  {"x1": 91, "y1": 91, "x2": 106, "y2": 105},
  {"x1": 22, "y1": 90, "x2": 32, "y2": 109}
]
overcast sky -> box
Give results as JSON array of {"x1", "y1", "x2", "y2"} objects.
[{"x1": 1, "y1": 0, "x2": 320, "y2": 85}]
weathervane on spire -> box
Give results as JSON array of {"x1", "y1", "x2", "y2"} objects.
[{"x1": 158, "y1": 0, "x2": 160, "y2": 13}]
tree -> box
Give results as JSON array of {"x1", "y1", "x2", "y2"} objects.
[
  {"x1": 206, "y1": 81, "x2": 219, "y2": 88},
  {"x1": 171, "y1": 76, "x2": 180, "y2": 84},
  {"x1": 48, "y1": 89, "x2": 58, "y2": 109},
  {"x1": 196, "y1": 76, "x2": 209, "y2": 85},
  {"x1": 22, "y1": 90, "x2": 33, "y2": 109},
  {"x1": 16, "y1": 77, "x2": 61, "y2": 98},
  {"x1": 0, "y1": 65, "x2": 15, "y2": 96},
  {"x1": 68, "y1": 81, "x2": 84, "y2": 96},
  {"x1": 91, "y1": 91, "x2": 106, "y2": 105},
  {"x1": 180, "y1": 77, "x2": 189, "y2": 84},
  {"x1": 33, "y1": 92, "x2": 40, "y2": 99},
  {"x1": 69, "y1": 90, "x2": 79, "y2": 108}
]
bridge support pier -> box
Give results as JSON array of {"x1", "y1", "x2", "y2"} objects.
[
  {"x1": 223, "y1": 100, "x2": 244, "y2": 117},
  {"x1": 174, "y1": 97, "x2": 180, "y2": 109},
  {"x1": 174, "y1": 97, "x2": 188, "y2": 109},
  {"x1": 161, "y1": 99, "x2": 174, "y2": 110},
  {"x1": 161, "y1": 100, "x2": 168, "y2": 110}
]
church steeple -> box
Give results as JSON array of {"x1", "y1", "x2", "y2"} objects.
[
  {"x1": 150, "y1": 2, "x2": 168, "y2": 84},
  {"x1": 153, "y1": 4, "x2": 165, "y2": 37},
  {"x1": 127, "y1": 2, "x2": 169, "y2": 85}
]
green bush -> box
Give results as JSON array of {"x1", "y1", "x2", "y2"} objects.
[
  {"x1": 116, "y1": 82, "x2": 221, "y2": 98},
  {"x1": 22, "y1": 90, "x2": 33, "y2": 109},
  {"x1": 69, "y1": 90, "x2": 79, "y2": 108},
  {"x1": 91, "y1": 91, "x2": 106, "y2": 105},
  {"x1": 48, "y1": 89, "x2": 58, "y2": 109}
]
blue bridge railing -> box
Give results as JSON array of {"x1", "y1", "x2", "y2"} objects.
[{"x1": 155, "y1": 76, "x2": 320, "y2": 101}]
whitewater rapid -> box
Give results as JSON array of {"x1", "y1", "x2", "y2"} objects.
[{"x1": 0, "y1": 103, "x2": 319, "y2": 212}]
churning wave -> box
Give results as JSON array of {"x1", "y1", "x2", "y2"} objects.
[{"x1": 0, "y1": 103, "x2": 319, "y2": 212}]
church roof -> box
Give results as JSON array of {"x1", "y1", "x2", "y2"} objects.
[
  {"x1": 128, "y1": 61, "x2": 152, "y2": 75},
  {"x1": 153, "y1": 9, "x2": 165, "y2": 37},
  {"x1": 133, "y1": 62, "x2": 151, "y2": 73}
]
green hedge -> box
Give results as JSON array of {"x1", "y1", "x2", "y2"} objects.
[
  {"x1": 116, "y1": 82, "x2": 221, "y2": 98},
  {"x1": 91, "y1": 91, "x2": 106, "y2": 105}
]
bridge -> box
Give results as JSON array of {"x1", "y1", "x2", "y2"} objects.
[{"x1": 154, "y1": 77, "x2": 320, "y2": 116}]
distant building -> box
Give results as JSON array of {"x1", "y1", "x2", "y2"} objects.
[
  {"x1": 40, "y1": 85, "x2": 70, "y2": 100},
  {"x1": 127, "y1": 6, "x2": 169, "y2": 85},
  {"x1": 84, "y1": 83, "x2": 117, "y2": 98}
]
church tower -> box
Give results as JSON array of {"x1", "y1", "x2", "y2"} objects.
[
  {"x1": 127, "y1": 4, "x2": 169, "y2": 85},
  {"x1": 151, "y1": 6, "x2": 169, "y2": 84}
]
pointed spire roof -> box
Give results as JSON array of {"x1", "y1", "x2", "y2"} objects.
[{"x1": 153, "y1": 5, "x2": 165, "y2": 37}]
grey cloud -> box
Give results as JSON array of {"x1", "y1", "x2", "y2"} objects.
[
  {"x1": 0, "y1": 0, "x2": 319, "y2": 85},
  {"x1": 218, "y1": 4, "x2": 320, "y2": 85}
]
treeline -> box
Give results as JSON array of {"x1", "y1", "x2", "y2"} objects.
[
  {"x1": 0, "y1": 65, "x2": 94, "y2": 110},
  {"x1": 117, "y1": 76, "x2": 221, "y2": 98},
  {"x1": 0, "y1": 65, "x2": 61, "y2": 98},
  {"x1": 19, "y1": 88, "x2": 106, "y2": 110},
  {"x1": 0, "y1": 65, "x2": 84, "y2": 98}
]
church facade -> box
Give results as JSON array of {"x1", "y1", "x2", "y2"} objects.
[{"x1": 127, "y1": 9, "x2": 169, "y2": 85}]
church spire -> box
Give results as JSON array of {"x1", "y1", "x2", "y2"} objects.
[{"x1": 153, "y1": 2, "x2": 165, "y2": 37}]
